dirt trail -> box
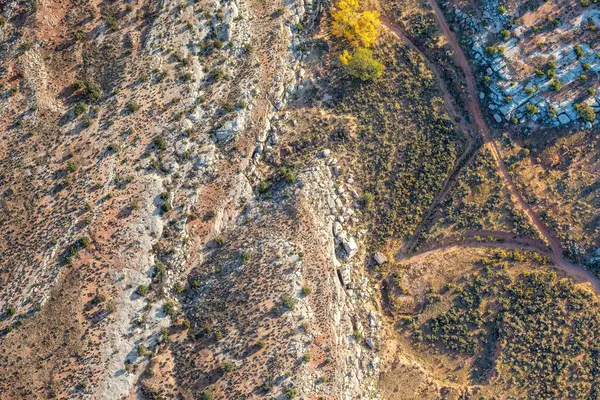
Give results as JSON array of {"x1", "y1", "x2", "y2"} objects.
[
  {"x1": 398, "y1": 230, "x2": 600, "y2": 291},
  {"x1": 387, "y1": 1, "x2": 600, "y2": 294}
]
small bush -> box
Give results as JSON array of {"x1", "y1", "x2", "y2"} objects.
[
  {"x1": 85, "y1": 82, "x2": 102, "y2": 102},
  {"x1": 362, "y1": 192, "x2": 374, "y2": 208},
  {"x1": 137, "y1": 344, "x2": 148, "y2": 357},
  {"x1": 78, "y1": 236, "x2": 90, "y2": 248},
  {"x1": 286, "y1": 388, "x2": 298, "y2": 398},
  {"x1": 181, "y1": 72, "x2": 193, "y2": 82},
  {"x1": 525, "y1": 103, "x2": 539, "y2": 116},
  {"x1": 74, "y1": 102, "x2": 87, "y2": 116},
  {"x1": 241, "y1": 252, "x2": 250, "y2": 263},
  {"x1": 162, "y1": 301, "x2": 177, "y2": 317},
  {"x1": 575, "y1": 103, "x2": 596, "y2": 122},
  {"x1": 282, "y1": 294, "x2": 296, "y2": 310},
  {"x1": 127, "y1": 102, "x2": 139, "y2": 113},
  {"x1": 279, "y1": 167, "x2": 296, "y2": 184},
  {"x1": 221, "y1": 362, "x2": 234, "y2": 373},
  {"x1": 257, "y1": 180, "x2": 270, "y2": 194},
  {"x1": 106, "y1": 15, "x2": 118, "y2": 30},
  {"x1": 137, "y1": 285, "x2": 149, "y2": 296},
  {"x1": 200, "y1": 392, "x2": 213, "y2": 400},
  {"x1": 154, "y1": 137, "x2": 166, "y2": 151}
]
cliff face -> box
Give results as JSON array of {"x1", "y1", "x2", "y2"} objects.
[{"x1": 0, "y1": 0, "x2": 380, "y2": 398}]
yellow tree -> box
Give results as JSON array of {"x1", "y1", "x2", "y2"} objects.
[
  {"x1": 331, "y1": 0, "x2": 380, "y2": 48},
  {"x1": 355, "y1": 10, "x2": 380, "y2": 48}
]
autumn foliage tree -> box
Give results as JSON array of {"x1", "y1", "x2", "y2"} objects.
[
  {"x1": 331, "y1": 0, "x2": 380, "y2": 48},
  {"x1": 331, "y1": 0, "x2": 383, "y2": 81}
]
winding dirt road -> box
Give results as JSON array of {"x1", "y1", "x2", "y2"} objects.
[{"x1": 387, "y1": 1, "x2": 600, "y2": 293}]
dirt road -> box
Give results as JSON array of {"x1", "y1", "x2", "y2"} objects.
[{"x1": 388, "y1": 1, "x2": 600, "y2": 294}]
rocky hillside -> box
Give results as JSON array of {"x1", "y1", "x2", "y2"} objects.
[{"x1": 0, "y1": 0, "x2": 382, "y2": 397}]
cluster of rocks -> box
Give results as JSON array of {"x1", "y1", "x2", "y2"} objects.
[{"x1": 446, "y1": 1, "x2": 600, "y2": 129}]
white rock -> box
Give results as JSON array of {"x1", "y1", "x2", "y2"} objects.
[
  {"x1": 343, "y1": 237, "x2": 358, "y2": 258},
  {"x1": 373, "y1": 252, "x2": 387, "y2": 265}
]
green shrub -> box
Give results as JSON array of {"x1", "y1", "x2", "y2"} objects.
[
  {"x1": 154, "y1": 137, "x2": 166, "y2": 151},
  {"x1": 549, "y1": 79, "x2": 562, "y2": 91},
  {"x1": 137, "y1": 285, "x2": 149, "y2": 296},
  {"x1": 74, "y1": 102, "x2": 87, "y2": 116},
  {"x1": 74, "y1": 79, "x2": 86, "y2": 90},
  {"x1": 362, "y1": 192, "x2": 374, "y2": 208},
  {"x1": 241, "y1": 252, "x2": 250, "y2": 264},
  {"x1": 282, "y1": 294, "x2": 296, "y2": 310},
  {"x1": 575, "y1": 103, "x2": 596, "y2": 122},
  {"x1": 221, "y1": 362, "x2": 234, "y2": 373},
  {"x1": 85, "y1": 82, "x2": 102, "y2": 102},
  {"x1": 257, "y1": 180, "x2": 270, "y2": 194},
  {"x1": 525, "y1": 103, "x2": 539, "y2": 116},
  {"x1": 342, "y1": 47, "x2": 384, "y2": 81},
  {"x1": 279, "y1": 167, "x2": 296, "y2": 184},
  {"x1": 286, "y1": 387, "x2": 298, "y2": 398},
  {"x1": 574, "y1": 45, "x2": 584, "y2": 59},
  {"x1": 181, "y1": 72, "x2": 193, "y2": 82},
  {"x1": 200, "y1": 392, "x2": 213, "y2": 400},
  {"x1": 162, "y1": 301, "x2": 177, "y2": 317},
  {"x1": 106, "y1": 15, "x2": 118, "y2": 30},
  {"x1": 137, "y1": 344, "x2": 148, "y2": 357},
  {"x1": 78, "y1": 236, "x2": 90, "y2": 248},
  {"x1": 127, "y1": 102, "x2": 139, "y2": 113}
]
